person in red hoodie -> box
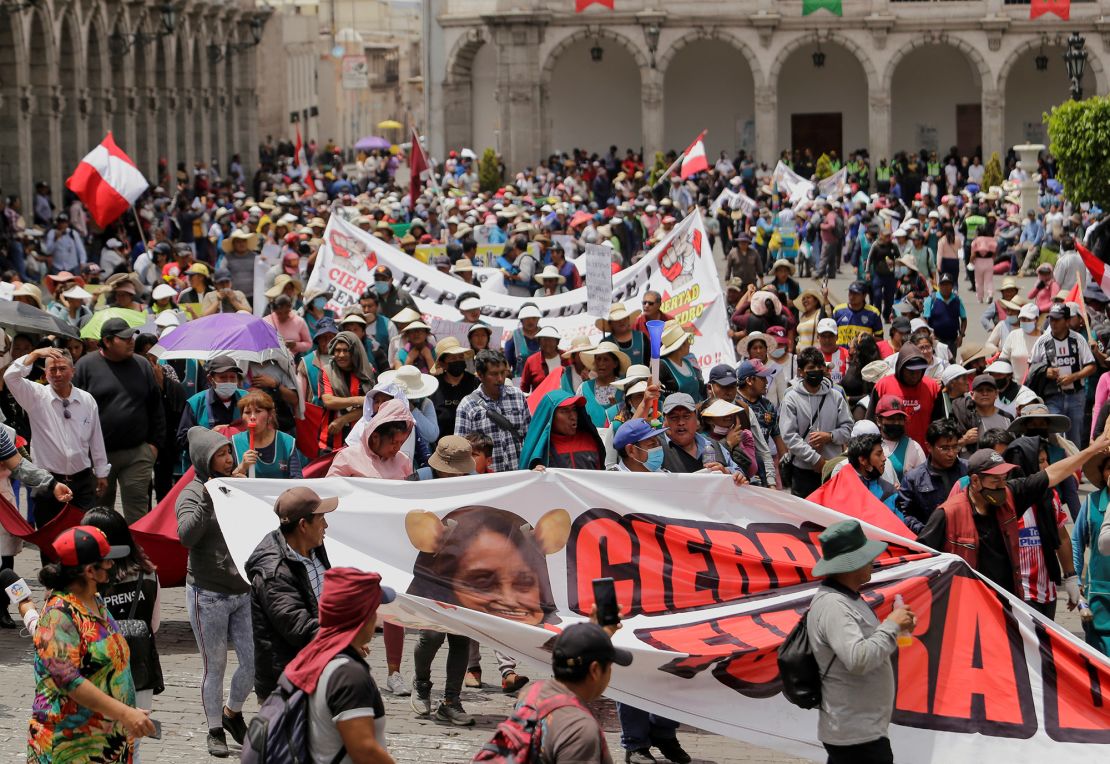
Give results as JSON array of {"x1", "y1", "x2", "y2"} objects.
[
  {"x1": 866, "y1": 343, "x2": 940, "y2": 445},
  {"x1": 519, "y1": 326, "x2": 568, "y2": 394}
]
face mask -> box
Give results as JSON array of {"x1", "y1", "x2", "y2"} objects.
[
  {"x1": 374, "y1": 281, "x2": 390, "y2": 295},
  {"x1": 1021, "y1": 321, "x2": 1037, "y2": 335},
  {"x1": 1024, "y1": 427, "x2": 1048, "y2": 439},
  {"x1": 1006, "y1": 315, "x2": 1019, "y2": 326},
  {"x1": 712, "y1": 424, "x2": 732, "y2": 437},
  {"x1": 882, "y1": 424, "x2": 905, "y2": 441},
  {"x1": 638, "y1": 446, "x2": 664, "y2": 472},
  {"x1": 445, "y1": 361, "x2": 467, "y2": 376},
  {"x1": 312, "y1": 296, "x2": 327, "y2": 309},
  {"x1": 980, "y1": 486, "x2": 1007, "y2": 507},
  {"x1": 804, "y1": 370, "x2": 825, "y2": 387},
  {"x1": 770, "y1": 347, "x2": 786, "y2": 359},
  {"x1": 896, "y1": 266, "x2": 909, "y2": 278},
  {"x1": 214, "y1": 382, "x2": 238, "y2": 399}
]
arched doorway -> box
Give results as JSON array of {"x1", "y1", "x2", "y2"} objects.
[
  {"x1": 1003, "y1": 43, "x2": 1070, "y2": 148},
  {"x1": 664, "y1": 38, "x2": 755, "y2": 160},
  {"x1": 776, "y1": 40, "x2": 870, "y2": 165},
  {"x1": 545, "y1": 35, "x2": 643, "y2": 156},
  {"x1": 470, "y1": 42, "x2": 498, "y2": 154},
  {"x1": 891, "y1": 43, "x2": 983, "y2": 159},
  {"x1": 0, "y1": 14, "x2": 21, "y2": 196}
]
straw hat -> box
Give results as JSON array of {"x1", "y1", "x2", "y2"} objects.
[
  {"x1": 221, "y1": 229, "x2": 260, "y2": 253},
  {"x1": 749, "y1": 290, "x2": 782, "y2": 317},
  {"x1": 561, "y1": 335, "x2": 593, "y2": 359},
  {"x1": 450, "y1": 257, "x2": 473, "y2": 274},
  {"x1": 771, "y1": 259, "x2": 796, "y2": 275},
  {"x1": 379, "y1": 365, "x2": 439, "y2": 399},
  {"x1": 595, "y1": 302, "x2": 642, "y2": 332},
  {"x1": 12, "y1": 283, "x2": 44, "y2": 308},
  {"x1": 793, "y1": 288, "x2": 826, "y2": 313},
  {"x1": 612, "y1": 364, "x2": 651, "y2": 390},
  {"x1": 1084, "y1": 449, "x2": 1110, "y2": 489},
  {"x1": 400, "y1": 320, "x2": 431, "y2": 334},
  {"x1": 658, "y1": 322, "x2": 693, "y2": 357},
  {"x1": 581, "y1": 341, "x2": 631, "y2": 374},
  {"x1": 534, "y1": 264, "x2": 566, "y2": 286},
  {"x1": 702, "y1": 398, "x2": 742, "y2": 419},
  {"x1": 736, "y1": 331, "x2": 773, "y2": 358},
  {"x1": 391, "y1": 307, "x2": 422, "y2": 325},
  {"x1": 265, "y1": 274, "x2": 304, "y2": 300},
  {"x1": 432, "y1": 337, "x2": 473, "y2": 373}
]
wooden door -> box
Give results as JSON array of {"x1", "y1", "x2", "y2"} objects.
[
  {"x1": 956, "y1": 103, "x2": 982, "y2": 158},
  {"x1": 790, "y1": 113, "x2": 843, "y2": 158}
]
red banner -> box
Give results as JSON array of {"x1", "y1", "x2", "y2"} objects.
[{"x1": 1031, "y1": 0, "x2": 1070, "y2": 20}]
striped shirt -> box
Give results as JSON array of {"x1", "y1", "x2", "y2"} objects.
[
  {"x1": 287, "y1": 547, "x2": 326, "y2": 600},
  {"x1": 1016, "y1": 490, "x2": 1067, "y2": 604}
]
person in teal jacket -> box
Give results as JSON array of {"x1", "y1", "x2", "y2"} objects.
[
  {"x1": 1074, "y1": 450, "x2": 1110, "y2": 656},
  {"x1": 176, "y1": 355, "x2": 247, "y2": 472},
  {"x1": 657, "y1": 323, "x2": 705, "y2": 402},
  {"x1": 230, "y1": 390, "x2": 304, "y2": 479},
  {"x1": 519, "y1": 390, "x2": 606, "y2": 471},
  {"x1": 577, "y1": 341, "x2": 630, "y2": 427}
]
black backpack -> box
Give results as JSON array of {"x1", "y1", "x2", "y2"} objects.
[
  {"x1": 776, "y1": 609, "x2": 835, "y2": 710},
  {"x1": 241, "y1": 674, "x2": 345, "y2": 764}
]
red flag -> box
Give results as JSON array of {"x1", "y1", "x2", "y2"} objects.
[
  {"x1": 409, "y1": 127, "x2": 429, "y2": 208},
  {"x1": 1077, "y1": 242, "x2": 1110, "y2": 296},
  {"x1": 1031, "y1": 0, "x2": 1069, "y2": 20},
  {"x1": 662, "y1": 130, "x2": 709, "y2": 181},
  {"x1": 65, "y1": 132, "x2": 149, "y2": 228},
  {"x1": 295, "y1": 125, "x2": 316, "y2": 197},
  {"x1": 805, "y1": 466, "x2": 915, "y2": 540},
  {"x1": 575, "y1": 0, "x2": 614, "y2": 10},
  {"x1": 528, "y1": 367, "x2": 565, "y2": 414}
]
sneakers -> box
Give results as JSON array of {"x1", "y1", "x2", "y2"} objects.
[
  {"x1": 436, "y1": 699, "x2": 476, "y2": 726},
  {"x1": 386, "y1": 671, "x2": 411, "y2": 696},
  {"x1": 207, "y1": 728, "x2": 230, "y2": 758},
  {"x1": 501, "y1": 672, "x2": 530, "y2": 694},
  {"x1": 653, "y1": 738, "x2": 692, "y2": 764},
  {"x1": 222, "y1": 710, "x2": 247, "y2": 745},
  {"x1": 464, "y1": 669, "x2": 482, "y2": 688},
  {"x1": 625, "y1": 749, "x2": 656, "y2": 764},
  {"x1": 411, "y1": 680, "x2": 433, "y2": 716}
]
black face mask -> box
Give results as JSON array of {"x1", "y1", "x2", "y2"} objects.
[
  {"x1": 1024, "y1": 427, "x2": 1048, "y2": 439},
  {"x1": 804, "y1": 370, "x2": 825, "y2": 387},
  {"x1": 882, "y1": 424, "x2": 905, "y2": 441},
  {"x1": 445, "y1": 361, "x2": 467, "y2": 377},
  {"x1": 980, "y1": 486, "x2": 1007, "y2": 507}
]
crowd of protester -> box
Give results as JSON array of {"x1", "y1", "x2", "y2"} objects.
[{"x1": 4, "y1": 138, "x2": 1110, "y2": 764}]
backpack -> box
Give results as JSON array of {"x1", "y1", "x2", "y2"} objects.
[
  {"x1": 472, "y1": 681, "x2": 597, "y2": 763},
  {"x1": 776, "y1": 609, "x2": 835, "y2": 710},
  {"x1": 241, "y1": 674, "x2": 345, "y2": 764}
]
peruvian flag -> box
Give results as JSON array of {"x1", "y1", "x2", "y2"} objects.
[
  {"x1": 575, "y1": 0, "x2": 614, "y2": 10},
  {"x1": 1077, "y1": 241, "x2": 1110, "y2": 295},
  {"x1": 664, "y1": 130, "x2": 709, "y2": 180},
  {"x1": 409, "y1": 127, "x2": 430, "y2": 208},
  {"x1": 1031, "y1": 0, "x2": 1070, "y2": 20},
  {"x1": 295, "y1": 125, "x2": 316, "y2": 197},
  {"x1": 65, "y1": 132, "x2": 149, "y2": 228}
]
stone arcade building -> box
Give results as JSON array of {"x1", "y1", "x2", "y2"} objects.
[{"x1": 426, "y1": 0, "x2": 1110, "y2": 172}]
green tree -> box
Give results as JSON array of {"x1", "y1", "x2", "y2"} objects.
[
  {"x1": 478, "y1": 148, "x2": 501, "y2": 194},
  {"x1": 814, "y1": 152, "x2": 834, "y2": 180},
  {"x1": 1046, "y1": 96, "x2": 1110, "y2": 209},
  {"x1": 982, "y1": 152, "x2": 1004, "y2": 190}
]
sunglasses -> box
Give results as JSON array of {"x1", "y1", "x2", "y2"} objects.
[{"x1": 62, "y1": 399, "x2": 71, "y2": 420}]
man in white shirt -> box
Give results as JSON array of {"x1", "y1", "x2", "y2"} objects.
[
  {"x1": 968, "y1": 157, "x2": 985, "y2": 186},
  {"x1": 3, "y1": 347, "x2": 109, "y2": 529},
  {"x1": 1029, "y1": 303, "x2": 1097, "y2": 446}
]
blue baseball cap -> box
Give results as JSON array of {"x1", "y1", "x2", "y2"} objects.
[
  {"x1": 736, "y1": 359, "x2": 774, "y2": 382},
  {"x1": 613, "y1": 418, "x2": 668, "y2": 451},
  {"x1": 708, "y1": 364, "x2": 738, "y2": 386},
  {"x1": 312, "y1": 317, "x2": 339, "y2": 340}
]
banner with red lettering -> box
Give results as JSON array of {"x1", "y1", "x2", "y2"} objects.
[
  {"x1": 213, "y1": 471, "x2": 1110, "y2": 762},
  {"x1": 303, "y1": 211, "x2": 734, "y2": 378}
]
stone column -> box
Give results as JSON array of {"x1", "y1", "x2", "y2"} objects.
[
  {"x1": 982, "y1": 88, "x2": 1004, "y2": 164},
  {"x1": 1014, "y1": 143, "x2": 1045, "y2": 214},
  {"x1": 487, "y1": 13, "x2": 547, "y2": 173},
  {"x1": 38, "y1": 87, "x2": 64, "y2": 203},
  {"x1": 641, "y1": 67, "x2": 664, "y2": 162},
  {"x1": 868, "y1": 89, "x2": 892, "y2": 165},
  {"x1": 9, "y1": 87, "x2": 34, "y2": 209},
  {"x1": 754, "y1": 85, "x2": 777, "y2": 167}
]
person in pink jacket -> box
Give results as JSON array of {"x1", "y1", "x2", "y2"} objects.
[
  {"x1": 324, "y1": 397, "x2": 414, "y2": 695},
  {"x1": 1028, "y1": 263, "x2": 1061, "y2": 314},
  {"x1": 263, "y1": 294, "x2": 312, "y2": 355}
]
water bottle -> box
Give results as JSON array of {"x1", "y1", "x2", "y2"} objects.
[{"x1": 893, "y1": 594, "x2": 912, "y2": 647}]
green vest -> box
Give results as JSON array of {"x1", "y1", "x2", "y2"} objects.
[
  {"x1": 927, "y1": 162, "x2": 941, "y2": 177},
  {"x1": 876, "y1": 166, "x2": 891, "y2": 182}
]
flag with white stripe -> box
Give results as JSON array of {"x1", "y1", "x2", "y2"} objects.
[{"x1": 65, "y1": 133, "x2": 149, "y2": 228}]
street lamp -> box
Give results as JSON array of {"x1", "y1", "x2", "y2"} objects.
[
  {"x1": 590, "y1": 39, "x2": 603, "y2": 63},
  {"x1": 812, "y1": 42, "x2": 826, "y2": 68},
  {"x1": 642, "y1": 23, "x2": 660, "y2": 70},
  {"x1": 109, "y1": 2, "x2": 178, "y2": 56},
  {"x1": 1064, "y1": 31, "x2": 1087, "y2": 100},
  {"x1": 159, "y1": 1, "x2": 177, "y2": 36}
]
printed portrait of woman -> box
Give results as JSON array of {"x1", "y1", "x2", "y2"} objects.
[{"x1": 404, "y1": 506, "x2": 571, "y2": 626}]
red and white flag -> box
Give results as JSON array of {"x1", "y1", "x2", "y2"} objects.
[
  {"x1": 575, "y1": 0, "x2": 614, "y2": 11},
  {"x1": 1077, "y1": 241, "x2": 1110, "y2": 295},
  {"x1": 409, "y1": 127, "x2": 430, "y2": 208},
  {"x1": 1030, "y1": 0, "x2": 1070, "y2": 20},
  {"x1": 65, "y1": 132, "x2": 149, "y2": 228},
  {"x1": 295, "y1": 126, "x2": 316, "y2": 197},
  {"x1": 663, "y1": 130, "x2": 709, "y2": 180}
]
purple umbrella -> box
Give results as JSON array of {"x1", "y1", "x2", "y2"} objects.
[
  {"x1": 152, "y1": 313, "x2": 290, "y2": 365},
  {"x1": 354, "y1": 135, "x2": 391, "y2": 152}
]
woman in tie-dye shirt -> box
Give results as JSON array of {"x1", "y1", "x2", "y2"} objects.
[{"x1": 28, "y1": 526, "x2": 155, "y2": 763}]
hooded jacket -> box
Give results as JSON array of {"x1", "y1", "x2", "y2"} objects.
[
  {"x1": 867, "y1": 343, "x2": 940, "y2": 444},
  {"x1": 1003, "y1": 435, "x2": 1063, "y2": 585},
  {"x1": 244, "y1": 529, "x2": 332, "y2": 699},
  {"x1": 175, "y1": 426, "x2": 249, "y2": 594},
  {"x1": 326, "y1": 398, "x2": 414, "y2": 479},
  {"x1": 779, "y1": 377, "x2": 854, "y2": 469},
  {"x1": 518, "y1": 389, "x2": 605, "y2": 470}
]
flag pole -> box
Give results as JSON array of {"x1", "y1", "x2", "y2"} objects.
[{"x1": 130, "y1": 205, "x2": 152, "y2": 266}]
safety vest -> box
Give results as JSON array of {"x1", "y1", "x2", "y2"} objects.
[
  {"x1": 231, "y1": 430, "x2": 296, "y2": 479},
  {"x1": 939, "y1": 484, "x2": 1023, "y2": 595},
  {"x1": 876, "y1": 166, "x2": 892, "y2": 182},
  {"x1": 845, "y1": 161, "x2": 859, "y2": 177},
  {"x1": 927, "y1": 162, "x2": 941, "y2": 177},
  {"x1": 830, "y1": 159, "x2": 842, "y2": 172}
]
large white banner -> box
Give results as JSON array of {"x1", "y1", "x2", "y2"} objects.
[
  {"x1": 213, "y1": 471, "x2": 1110, "y2": 763},
  {"x1": 305, "y1": 211, "x2": 735, "y2": 375}
]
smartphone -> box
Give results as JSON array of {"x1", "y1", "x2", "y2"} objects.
[
  {"x1": 592, "y1": 577, "x2": 620, "y2": 627},
  {"x1": 149, "y1": 719, "x2": 162, "y2": 740}
]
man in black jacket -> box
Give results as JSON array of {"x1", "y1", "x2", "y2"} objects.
[{"x1": 244, "y1": 486, "x2": 335, "y2": 700}]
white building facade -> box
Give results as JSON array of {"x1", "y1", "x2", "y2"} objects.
[{"x1": 426, "y1": 0, "x2": 1110, "y2": 171}]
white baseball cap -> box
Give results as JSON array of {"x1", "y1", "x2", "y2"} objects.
[
  {"x1": 985, "y1": 360, "x2": 1013, "y2": 375},
  {"x1": 518, "y1": 305, "x2": 542, "y2": 320},
  {"x1": 940, "y1": 364, "x2": 973, "y2": 386},
  {"x1": 817, "y1": 318, "x2": 838, "y2": 335}
]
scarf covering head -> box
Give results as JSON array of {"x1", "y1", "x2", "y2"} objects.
[
  {"x1": 324, "y1": 330, "x2": 376, "y2": 398},
  {"x1": 283, "y1": 568, "x2": 393, "y2": 694},
  {"x1": 344, "y1": 381, "x2": 408, "y2": 449}
]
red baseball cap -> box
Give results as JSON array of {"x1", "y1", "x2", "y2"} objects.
[
  {"x1": 875, "y1": 395, "x2": 905, "y2": 417},
  {"x1": 52, "y1": 526, "x2": 129, "y2": 567},
  {"x1": 766, "y1": 326, "x2": 788, "y2": 345},
  {"x1": 557, "y1": 395, "x2": 586, "y2": 408}
]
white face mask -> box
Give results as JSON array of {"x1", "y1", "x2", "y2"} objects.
[
  {"x1": 1021, "y1": 321, "x2": 1037, "y2": 335},
  {"x1": 770, "y1": 347, "x2": 786, "y2": 359}
]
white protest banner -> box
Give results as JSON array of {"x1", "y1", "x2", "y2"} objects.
[
  {"x1": 817, "y1": 167, "x2": 848, "y2": 198},
  {"x1": 772, "y1": 160, "x2": 815, "y2": 201},
  {"x1": 214, "y1": 470, "x2": 1110, "y2": 763},
  {"x1": 305, "y1": 210, "x2": 734, "y2": 376},
  {"x1": 553, "y1": 234, "x2": 579, "y2": 260},
  {"x1": 582, "y1": 243, "x2": 614, "y2": 319},
  {"x1": 709, "y1": 188, "x2": 758, "y2": 217},
  {"x1": 0, "y1": 281, "x2": 12, "y2": 301},
  {"x1": 253, "y1": 243, "x2": 282, "y2": 317}
]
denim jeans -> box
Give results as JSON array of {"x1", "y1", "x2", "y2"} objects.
[
  {"x1": 413, "y1": 630, "x2": 470, "y2": 701},
  {"x1": 1047, "y1": 390, "x2": 1086, "y2": 448},
  {"x1": 617, "y1": 703, "x2": 679, "y2": 750},
  {"x1": 185, "y1": 584, "x2": 254, "y2": 730}
]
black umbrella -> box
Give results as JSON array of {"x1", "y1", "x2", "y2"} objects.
[{"x1": 0, "y1": 300, "x2": 79, "y2": 339}]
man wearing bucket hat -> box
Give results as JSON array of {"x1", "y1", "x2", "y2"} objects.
[{"x1": 807, "y1": 519, "x2": 915, "y2": 764}]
